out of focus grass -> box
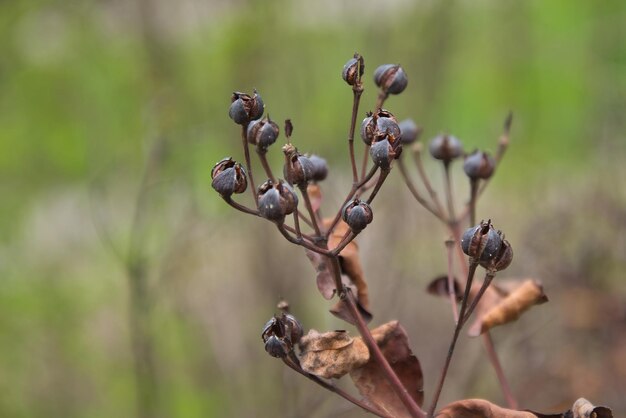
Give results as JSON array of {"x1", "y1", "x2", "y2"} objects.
[{"x1": 1, "y1": 0, "x2": 625, "y2": 417}]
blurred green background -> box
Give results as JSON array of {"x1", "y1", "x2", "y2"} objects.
[{"x1": 1, "y1": 0, "x2": 625, "y2": 417}]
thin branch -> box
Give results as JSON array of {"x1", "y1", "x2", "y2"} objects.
[
  {"x1": 445, "y1": 239, "x2": 459, "y2": 322},
  {"x1": 240, "y1": 125, "x2": 258, "y2": 208},
  {"x1": 461, "y1": 272, "x2": 494, "y2": 326},
  {"x1": 442, "y1": 162, "x2": 456, "y2": 222},
  {"x1": 482, "y1": 332, "x2": 518, "y2": 409},
  {"x1": 348, "y1": 83, "x2": 364, "y2": 183},
  {"x1": 411, "y1": 144, "x2": 446, "y2": 218},
  {"x1": 256, "y1": 148, "x2": 276, "y2": 183},
  {"x1": 299, "y1": 184, "x2": 322, "y2": 237},
  {"x1": 428, "y1": 260, "x2": 479, "y2": 417},
  {"x1": 330, "y1": 229, "x2": 357, "y2": 257},
  {"x1": 276, "y1": 223, "x2": 330, "y2": 256},
  {"x1": 325, "y1": 166, "x2": 378, "y2": 239},
  {"x1": 328, "y1": 258, "x2": 425, "y2": 418},
  {"x1": 468, "y1": 178, "x2": 479, "y2": 227},
  {"x1": 281, "y1": 357, "x2": 391, "y2": 418},
  {"x1": 397, "y1": 158, "x2": 444, "y2": 221},
  {"x1": 365, "y1": 168, "x2": 389, "y2": 204}
]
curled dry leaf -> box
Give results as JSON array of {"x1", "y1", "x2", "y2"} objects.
[
  {"x1": 436, "y1": 398, "x2": 613, "y2": 418},
  {"x1": 436, "y1": 399, "x2": 537, "y2": 418},
  {"x1": 350, "y1": 321, "x2": 424, "y2": 417},
  {"x1": 298, "y1": 329, "x2": 369, "y2": 379},
  {"x1": 426, "y1": 275, "x2": 548, "y2": 337},
  {"x1": 304, "y1": 249, "x2": 335, "y2": 300},
  {"x1": 468, "y1": 279, "x2": 548, "y2": 337},
  {"x1": 569, "y1": 398, "x2": 612, "y2": 418}
]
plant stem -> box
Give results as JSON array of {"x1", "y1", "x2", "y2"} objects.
[
  {"x1": 298, "y1": 185, "x2": 322, "y2": 237},
  {"x1": 445, "y1": 239, "x2": 459, "y2": 322},
  {"x1": 325, "y1": 166, "x2": 378, "y2": 238},
  {"x1": 348, "y1": 83, "x2": 364, "y2": 183},
  {"x1": 365, "y1": 168, "x2": 389, "y2": 204},
  {"x1": 281, "y1": 357, "x2": 391, "y2": 418},
  {"x1": 276, "y1": 224, "x2": 330, "y2": 256},
  {"x1": 468, "y1": 178, "x2": 479, "y2": 227},
  {"x1": 329, "y1": 258, "x2": 425, "y2": 418},
  {"x1": 397, "y1": 158, "x2": 444, "y2": 221},
  {"x1": 443, "y1": 162, "x2": 456, "y2": 222},
  {"x1": 360, "y1": 145, "x2": 371, "y2": 181},
  {"x1": 241, "y1": 126, "x2": 257, "y2": 208},
  {"x1": 256, "y1": 148, "x2": 276, "y2": 183},
  {"x1": 482, "y1": 332, "x2": 518, "y2": 410},
  {"x1": 411, "y1": 144, "x2": 446, "y2": 219},
  {"x1": 428, "y1": 260, "x2": 478, "y2": 417},
  {"x1": 330, "y1": 230, "x2": 357, "y2": 256},
  {"x1": 461, "y1": 272, "x2": 494, "y2": 326}
]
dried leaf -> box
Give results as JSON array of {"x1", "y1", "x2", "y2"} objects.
[
  {"x1": 436, "y1": 399, "x2": 538, "y2": 418},
  {"x1": 329, "y1": 297, "x2": 373, "y2": 325},
  {"x1": 427, "y1": 275, "x2": 462, "y2": 301},
  {"x1": 350, "y1": 321, "x2": 424, "y2": 417},
  {"x1": 570, "y1": 398, "x2": 612, "y2": 418},
  {"x1": 325, "y1": 219, "x2": 371, "y2": 311},
  {"x1": 468, "y1": 279, "x2": 548, "y2": 337},
  {"x1": 304, "y1": 249, "x2": 336, "y2": 300},
  {"x1": 307, "y1": 184, "x2": 322, "y2": 213},
  {"x1": 436, "y1": 398, "x2": 613, "y2": 418},
  {"x1": 298, "y1": 329, "x2": 369, "y2": 379}
]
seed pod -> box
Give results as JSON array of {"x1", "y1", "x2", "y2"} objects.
[
  {"x1": 283, "y1": 144, "x2": 314, "y2": 186},
  {"x1": 264, "y1": 335, "x2": 290, "y2": 358},
  {"x1": 370, "y1": 138, "x2": 396, "y2": 169},
  {"x1": 211, "y1": 157, "x2": 247, "y2": 196},
  {"x1": 342, "y1": 54, "x2": 364, "y2": 86},
  {"x1": 398, "y1": 119, "x2": 421, "y2": 144},
  {"x1": 464, "y1": 150, "x2": 496, "y2": 180},
  {"x1": 247, "y1": 116, "x2": 279, "y2": 149},
  {"x1": 228, "y1": 90, "x2": 264, "y2": 125},
  {"x1": 257, "y1": 180, "x2": 298, "y2": 221},
  {"x1": 373, "y1": 64, "x2": 408, "y2": 95},
  {"x1": 429, "y1": 134, "x2": 463, "y2": 163},
  {"x1": 461, "y1": 220, "x2": 503, "y2": 263},
  {"x1": 308, "y1": 154, "x2": 328, "y2": 182},
  {"x1": 283, "y1": 313, "x2": 303, "y2": 345},
  {"x1": 480, "y1": 238, "x2": 513, "y2": 272},
  {"x1": 360, "y1": 109, "x2": 400, "y2": 145},
  {"x1": 342, "y1": 199, "x2": 373, "y2": 233}
]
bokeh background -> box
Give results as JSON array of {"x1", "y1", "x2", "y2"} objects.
[{"x1": 1, "y1": 0, "x2": 625, "y2": 417}]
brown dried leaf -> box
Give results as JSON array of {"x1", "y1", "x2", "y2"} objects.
[
  {"x1": 329, "y1": 297, "x2": 373, "y2": 325},
  {"x1": 304, "y1": 249, "x2": 335, "y2": 300},
  {"x1": 468, "y1": 279, "x2": 548, "y2": 337},
  {"x1": 298, "y1": 329, "x2": 369, "y2": 379},
  {"x1": 436, "y1": 399, "x2": 538, "y2": 418},
  {"x1": 427, "y1": 275, "x2": 462, "y2": 301},
  {"x1": 325, "y1": 219, "x2": 371, "y2": 310},
  {"x1": 570, "y1": 398, "x2": 612, "y2": 418},
  {"x1": 307, "y1": 184, "x2": 322, "y2": 213},
  {"x1": 350, "y1": 321, "x2": 424, "y2": 417}
]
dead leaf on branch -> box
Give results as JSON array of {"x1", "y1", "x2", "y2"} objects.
[
  {"x1": 468, "y1": 279, "x2": 548, "y2": 337},
  {"x1": 435, "y1": 397, "x2": 613, "y2": 418},
  {"x1": 307, "y1": 184, "x2": 322, "y2": 213},
  {"x1": 304, "y1": 249, "x2": 336, "y2": 300},
  {"x1": 436, "y1": 399, "x2": 538, "y2": 418},
  {"x1": 350, "y1": 321, "x2": 424, "y2": 417},
  {"x1": 298, "y1": 329, "x2": 369, "y2": 379},
  {"x1": 427, "y1": 274, "x2": 462, "y2": 301},
  {"x1": 426, "y1": 275, "x2": 548, "y2": 337},
  {"x1": 569, "y1": 398, "x2": 612, "y2": 418}
]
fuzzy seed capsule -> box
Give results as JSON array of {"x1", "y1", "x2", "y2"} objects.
[
  {"x1": 461, "y1": 220, "x2": 503, "y2": 263},
  {"x1": 228, "y1": 91, "x2": 264, "y2": 125},
  {"x1": 211, "y1": 157, "x2": 247, "y2": 196},
  {"x1": 373, "y1": 64, "x2": 408, "y2": 95},
  {"x1": 464, "y1": 150, "x2": 495, "y2": 180},
  {"x1": 429, "y1": 134, "x2": 463, "y2": 163},
  {"x1": 247, "y1": 117, "x2": 279, "y2": 149},
  {"x1": 342, "y1": 199, "x2": 373, "y2": 233}
]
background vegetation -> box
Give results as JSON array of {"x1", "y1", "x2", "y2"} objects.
[{"x1": 1, "y1": 0, "x2": 625, "y2": 417}]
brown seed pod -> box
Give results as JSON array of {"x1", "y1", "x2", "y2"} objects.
[
  {"x1": 210, "y1": 157, "x2": 247, "y2": 196},
  {"x1": 228, "y1": 90, "x2": 264, "y2": 125}
]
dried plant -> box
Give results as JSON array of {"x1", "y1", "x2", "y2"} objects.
[{"x1": 211, "y1": 53, "x2": 613, "y2": 418}]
